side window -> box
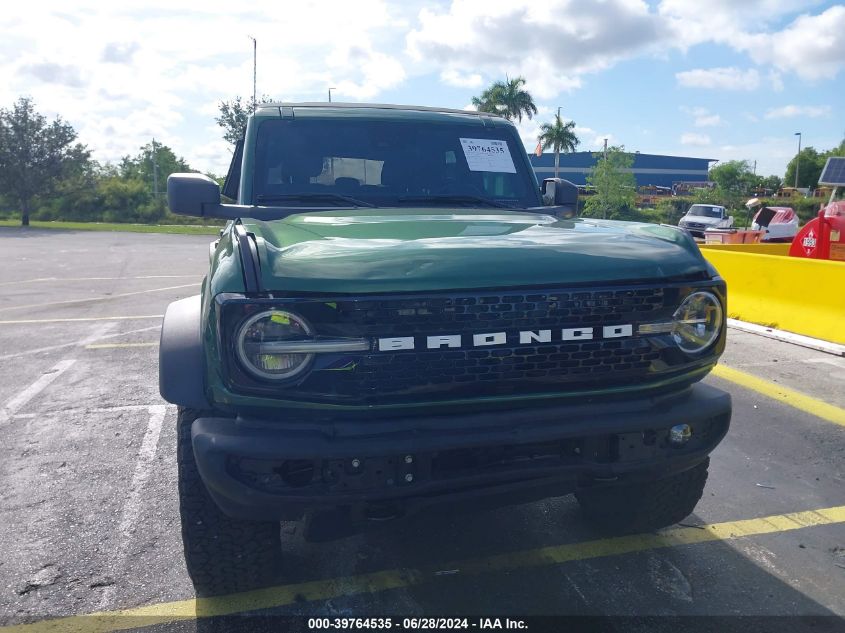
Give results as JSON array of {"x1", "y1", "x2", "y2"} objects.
[{"x1": 222, "y1": 138, "x2": 244, "y2": 201}]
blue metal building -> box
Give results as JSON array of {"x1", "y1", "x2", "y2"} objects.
[{"x1": 529, "y1": 151, "x2": 714, "y2": 188}]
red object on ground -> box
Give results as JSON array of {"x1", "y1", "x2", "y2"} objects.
[{"x1": 789, "y1": 200, "x2": 845, "y2": 260}]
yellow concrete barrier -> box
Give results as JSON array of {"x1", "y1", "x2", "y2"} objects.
[
  {"x1": 701, "y1": 243, "x2": 791, "y2": 256},
  {"x1": 700, "y1": 248, "x2": 845, "y2": 344}
]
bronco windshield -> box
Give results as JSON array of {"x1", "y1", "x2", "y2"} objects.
[{"x1": 252, "y1": 118, "x2": 541, "y2": 209}]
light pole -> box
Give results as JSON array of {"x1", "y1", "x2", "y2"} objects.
[
  {"x1": 328, "y1": 87, "x2": 335, "y2": 103},
  {"x1": 248, "y1": 36, "x2": 257, "y2": 112},
  {"x1": 151, "y1": 138, "x2": 159, "y2": 196},
  {"x1": 793, "y1": 132, "x2": 802, "y2": 189},
  {"x1": 602, "y1": 137, "x2": 609, "y2": 219}
]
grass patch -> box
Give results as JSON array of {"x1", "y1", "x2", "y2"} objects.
[{"x1": 0, "y1": 220, "x2": 222, "y2": 235}]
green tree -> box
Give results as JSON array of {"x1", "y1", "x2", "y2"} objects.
[
  {"x1": 39, "y1": 149, "x2": 100, "y2": 221},
  {"x1": 471, "y1": 77, "x2": 537, "y2": 122},
  {"x1": 784, "y1": 147, "x2": 824, "y2": 190},
  {"x1": 537, "y1": 113, "x2": 579, "y2": 179},
  {"x1": 708, "y1": 160, "x2": 756, "y2": 194},
  {"x1": 0, "y1": 97, "x2": 90, "y2": 226},
  {"x1": 760, "y1": 174, "x2": 782, "y2": 193},
  {"x1": 583, "y1": 146, "x2": 637, "y2": 219},
  {"x1": 97, "y1": 176, "x2": 154, "y2": 221},
  {"x1": 119, "y1": 140, "x2": 192, "y2": 196},
  {"x1": 216, "y1": 95, "x2": 275, "y2": 146}
]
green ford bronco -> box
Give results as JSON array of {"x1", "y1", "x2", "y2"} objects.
[{"x1": 161, "y1": 103, "x2": 731, "y2": 596}]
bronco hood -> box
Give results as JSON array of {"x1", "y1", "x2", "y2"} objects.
[{"x1": 244, "y1": 209, "x2": 709, "y2": 293}]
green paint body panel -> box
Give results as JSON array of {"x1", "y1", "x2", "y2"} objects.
[
  {"x1": 243, "y1": 210, "x2": 705, "y2": 294},
  {"x1": 200, "y1": 103, "x2": 716, "y2": 414}
]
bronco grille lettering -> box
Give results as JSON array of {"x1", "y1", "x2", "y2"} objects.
[{"x1": 378, "y1": 324, "x2": 636, "y2": 352}]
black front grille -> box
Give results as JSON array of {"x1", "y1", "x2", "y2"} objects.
[
  {"x1": 326, "y1": 287, "x2": 667, "y2": 337},
  {"x1": 220, "y1": 284, "x2": 714, "y2": 406},
  {"x1": 333, "y1": 337, "x2": 663, "y2": 400}
]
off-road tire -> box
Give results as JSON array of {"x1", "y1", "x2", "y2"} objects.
[
  {"x1": 177, "y1": 407, "x2": 282, "y2": 596},
  {"x1": 575, "y1": 458, "x2": 709, "y2": 534}
]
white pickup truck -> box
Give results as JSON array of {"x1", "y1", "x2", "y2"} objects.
[{"x1": 678, "y1": 204, "x2": 734, "y2": 237}]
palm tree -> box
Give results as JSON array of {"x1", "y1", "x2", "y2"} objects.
[
  {"x1": 471, "y1": 76, "x2": 537, "y2": 123},
  {"x1": 537, "y1": 112, "x2": 579, "y2": 179}
]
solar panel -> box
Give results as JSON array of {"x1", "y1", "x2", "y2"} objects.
[{"x1": 819, "y1": 156, "x2": 845, "y2": 186}]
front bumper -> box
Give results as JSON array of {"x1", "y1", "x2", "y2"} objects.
[{"x1": 192, "y1": 383, "x2": 731, "y2": 521}]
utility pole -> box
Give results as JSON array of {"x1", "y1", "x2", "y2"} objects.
[
  {"x1": 794, "y1": 132, "x2": 802, "y2": 189},
  {"x1": 152, "y1": 138, "x2": 159, "y2": 196},
  {"x1": 248, "y1": 36, "x2": 257, "y2": 113},
  {"x1": 602, "y1": 138, "x2": 608, "y2": 219},
  {"x1": 328, "y1": 87, "x2": 335, "y2": 103}
]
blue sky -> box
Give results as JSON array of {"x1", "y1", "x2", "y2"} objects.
[{"x1": 1, "y1": 1, "x2": 842, "y2": 178}]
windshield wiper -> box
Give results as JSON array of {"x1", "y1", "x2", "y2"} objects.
[
  {"x1": 398, "y1": 194, "x2": 513, "y2": 209},
  {"x1": 256, "y1": 193, "x2": 375, "y2": 208}
]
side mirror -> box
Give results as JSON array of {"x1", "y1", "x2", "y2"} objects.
[
  {"x1": 541, "y1": 178, "x2": 579, "y2": 219},
  {"x1": 167, "y1": 173, "x2": 221, "y2": 217}
]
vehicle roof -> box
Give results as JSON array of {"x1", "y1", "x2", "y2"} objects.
[{"x1": 253, "y1": 102, "x2": 510, "y2": 124}]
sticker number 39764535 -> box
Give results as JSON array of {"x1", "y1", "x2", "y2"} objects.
[{"x1": 459, "y1": 138, "x2": 516, "y2": 173}]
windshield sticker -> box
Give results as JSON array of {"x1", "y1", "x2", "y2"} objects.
[{"x1": 459, "y1": 138, "x2": 516, "y2": 173}]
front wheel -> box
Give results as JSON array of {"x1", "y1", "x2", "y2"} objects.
[
  {"x1": 177, "y1": 407, "x2": 282, "y2": 596},
  {"x1": 575, "y1": 458, "x2": 709, "y2": 534}
]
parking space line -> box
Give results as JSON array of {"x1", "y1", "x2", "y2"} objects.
[
  {"x1": 4, "y1": 504, "x2": 844, "y2": 633},
  {"x1": 0, "y1": 359, "x2": 77, "y2": 425},
  {"x1": 0, "y1": 325, "x2": 161, "y2": 361},
  {"x1": 0, "y1": 275, "x2": 200, "y2": 287},
  {"x1": 712, "y1": 364, "x2": 845, "y2": 428},
  {"x1": 0, "y1": 315, "x2": 163, "y2": 325},
  {"x1": 96, "y1": 406, "x2": 168, "y2": 611},
  {"x1": 0, "y1": 284, "x2": 196, "y2": 314},
  {"x1": 85, "y1": 343, "x2": 158, "y2": 349}
]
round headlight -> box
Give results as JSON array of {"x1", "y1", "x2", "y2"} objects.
[
  {"x1": 236, "y1": 310, "x2": 314, "y2": 380},
  {"x1": 672, "y1": 291, "x2": 723, "y2": 354}
]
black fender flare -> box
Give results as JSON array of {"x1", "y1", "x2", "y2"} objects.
[{"x1": 159, "y1": 295, "x2": 211, "y2": 409}]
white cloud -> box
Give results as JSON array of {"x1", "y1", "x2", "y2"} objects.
[
  {"x1": 768, "y1": 69, "x2": 784, "y2": 92},
  {"x1": 764, "y1": 104, "x2": 831, "y2": 119},
  {"x1": 742, "y1": 5, "x2": 845, "y2": 80},
  {"x1": 681, "y1": 106, "x2": 723, "y2": 127},
  {"x1": 0, "y1": 1, "x2": 415, "y2": 173},
  {"x1": 440, "y1": 69, "x2": 483, "y2": 89},
  {"x1": 573, "y1": 126, "x2": 615, "y2": 151},
  {"x1": 325, "y1": 38, "x2": 407, "y2": 100},
  {"x1": 1, "y1": 0, "x2": 841, "y2": 178},
  {"x1": 407, "y1": 0, "x2": 667, "y2": 99},
  {"x1": 680, "y1": 132, "x2": 712, "y2": 146},
  {"x1": 676, "y1": 67, "x2": 760, "y2": 90},
  {"x1": 658, "y1": 1, "x2": 822, "y2": 48},
  {"x1": 660, "y1": 2, "x2": 845, "y2": 82}
]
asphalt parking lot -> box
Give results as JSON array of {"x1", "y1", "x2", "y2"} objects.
[{"x1": 0, "y1": 228, "x2": 843, "y2": 631}]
